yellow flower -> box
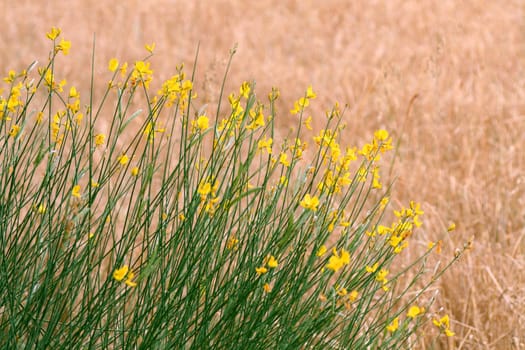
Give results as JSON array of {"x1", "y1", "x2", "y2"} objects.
[
  {"x1": 348, "y1": 290, "x2": 359, "y2": 302},
  {"x1": 444, "y1": 328, "x2": 455, "y2": 337},
  {"x1": 300, "y1": 194, "x2": 319, "y2": 211},
  {"x1": 9, "y1": 124, "x2": 20, "y2": 138},
  {"x1": 380, "y1": 197, "x2": 389, "y2": 210},
  {"x1": 56, "y1": 39, "x2": 71, "y2": 55},
  {"x1": 279, "y1": 152, "x2": 290, "y2": 167},
  {"x1": 316, "y1": 245, "x2": 327, "y2": 257},
  {"x1": 198, "y1": 182, "x2": 212, "y2": 199},
  {"x1": 118, "y1": 154, "x2": 129, "y2": 166},
  {"x1": 407, "y1": 305, "x2": 424, "y2": 319},
  {"x1": 46, "y1": 27, "x2": 61, "y2": 40},
  {"x1": 37, "y1": 203, "x2": 46, "y2": 214},
  {"x1": 131, "y1": 167, "x2": 139, "y2": 176},
  {"x1": 303, "y1": 115, "x2": 313, "y2": 130},
  {"x1": 366, "y1": 263, "x2": 379, "y2": 273},
  {"x1": 94, "y1": 134, "x2": 105, "y2": 147},
  {"x1": 256, "y1": 266, "x2": 268, "y2": 275},
  {"x1": 120, "y1": 62, "x2": 128, "y2": 77},
  {"x1": 195, "y1": 115, "x2": 209, "y2": 131},
  {"x1": 125, "y1": 270, "x2": 137, "y2": 287},
  {"x1": 263, "y1": 283, "x2": 272, "y2": 293},
  {"x1": 3, "y1": 70, "x2": 16, "y2": 83},
  {"x1": 145, "y1": 42, "x2": 156, "y2": 53},
  {"x1": 306, "y1": 85, "x2": 316, "y2": 99},
  {"x1": 447, "y1": 222, "x2": 456, "y2": 232},
  {"x1": 108, "y1": 58, "x2": 119, "y2": 72},
  {"x1": 226, "y1": 236, "x2": 239, "y2": 250},
  {"x1": 336, "y1": 286, "x2": 348, "y2": 297},
  {"x1": 69, "y1": 86, "x2": 79, "y2": 99},
  {"x1": 375, "y1": 269, "x2": 389, "y2": 283},
  {"x1": 433, "y1": 314, "x2": 455, "y2": 337},
  {"x1": 257, "y1": 137, "x2": 273, "y2": 154},
  {"x1": 267, "y1": 255, "x2": 278, "y2": 268},
  {"x1": 240, "y1": 81, "x2": 251, "y2": 98},
  {"x1": 325, "y1": 248, "x2": 350, "y2": 272},
  {"x1": 268, "y1": 87, "x2": 280, "y2": 101},
  {"x1": 72, "y1": 185, "x2": 82, "y2": 198},
  {"x1": 374, "y1": 129, "x2": 389, "y2": 141},
  {"x1": 386, "y1": 317, "x2": 399, "y2": 332},
  {"x1": 113, "y1": 265, "x2": 129, "y2": 281}
]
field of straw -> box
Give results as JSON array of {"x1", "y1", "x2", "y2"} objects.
[{"x1": 1, "y1": 0, "x2": 523, "y2": 348}]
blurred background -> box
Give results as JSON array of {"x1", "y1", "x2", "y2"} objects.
[{"x1": 1, "y1": 1, "x2": 523, "y2": 348}]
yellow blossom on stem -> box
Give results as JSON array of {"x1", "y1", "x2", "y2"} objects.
[
  {"x1": 3, "y1": 70, "x2": 16, "y2": 83},
  {"x1": 376, "y1": 268, "x2": 389, "y2": 283},
  {"x1": 37, "y1": 204, "x2": 46, "y2": 214},
  {"x1": 192, "y1": 115, "x2": 209, "y2": 132},
  {"x1": 365, "y1": 263, "x2": 379, "y2": 273},
  {"x1": 46, "y1": 27, "x2": 61, "y2": 40},
  {"x1": 94, "y1": 134, "x2": 105, "y2": 147},
  {"x1": 256, "y1": 266, "x2": 268, "y2": 276},
  {"x1": 240, "y1": 81, "x2": 251, "y2": 98},
  {"x1": 433, "y1": 314, "x2": 455, "y2": 337},
  {"x1": 407, "y1": 305, "x2": 424, "y2": 319},
  {"x1": 145, "y1": 42, "x2": 156, "y2": 53},
  {"x1": 300, "y1": 194, "x2": 319, "y2": 211},
  {"x1": 263, "y1": 283, "x2": 272, "y2": 293},
  {"x1": 316, "y1": 245, "x2": 327, "y2": 257},
  {"x1": 306, "y1": 85, "x2": 316, "y2": 99},
  {"x1": 56, "y1": 39, "x2": 71, "y2": 55},
  {"x1": 303, "y1": 115, "x2": 313, "y2": 130},
  {"x1": 386, "y1": 317, "x2": 399, "y2": 332},
  {"x1": 447, "y1": 222, "x2": 456, "y2": 232},
  {"x1": 325, "y1": 248, "x2": 350, "y2": 272},
  {"x1": 279, "y1": 152, "x2": 290, "y2": 167},
  {"x1": 120, "y1": 62, "x2": 128, "y2": 77},
  {"x1": 118, "y1": 154, "x2": 129, "y2": 166},
  {"x1": 125, "y1": 270, "x2": 137, "y2": 287},
  {"x1": 9, "y1": 125, "x2": 20, "y2": 138},
  {"x1": 348, "y1": 290, "x2": 359, "y2": 302},
  {"x1": 266, "y1": 255, "x2": 278, "y2": 268},
  {"x1": 72, "y1": 185, "x2": 81, "y2": 198},
  {"x1": 108, "y1": 58, "x2": 119, "y2": 72},
  {"x1": 113, "y1": 265, "x2": 128, "y2": 281},
  {"x1": 198, "y1": 182, "x2": 212, "y2": 199},
  {"x1": 69, "y1": 86, "x2": 79, "y2": 99},
  {"x1": 131, "y1": 167, "x2": 139, "y2": 176},
  {"x1": 257, "y1": 137, "x2": 273, "y2": 154},
  {"x1": 226, "y1": 236, "x2": 239, "y2": 250}
]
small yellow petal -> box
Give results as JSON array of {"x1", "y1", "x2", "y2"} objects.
[{"x1": 108, "y1": 58, "x2": 119, "y2": 72}]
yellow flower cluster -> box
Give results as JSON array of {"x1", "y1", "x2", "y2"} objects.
[
  {"x1": 386, "y1": 305, "x2": 426, "y2": 333},
  {"x1": 433, "y1": 314, "x2": 455, "y2": 337},
  {"x1": 366, "y1": 201, "x2": 424, "y2": 254},
  {"x1": 291, "y1": 86, "x2": 316, "y2": 115},
  {"x1": 333, "y1": 285, "x2": 359, "y2": 310},
  {"x1": 325, "y1": 247, "x2": 351, "y2": 272},
  {"x1": 358, "y1": 129, "x2": 393, "y2": 162},
  {"x1": 113, "y1": 265, "x2": 137, "y2": 287},
  {"x1": 300, "y1": 194, "x2": 319, "y2": 211},
  {"x1": 158, "y1": 70, "x2": 194, "y2": 109},
  {"x1": 197, "y1": 178, "x2": 220, "y2": 216},
  {"x1": 256, "y1": 255, "x2": 278, "y2": 276}
]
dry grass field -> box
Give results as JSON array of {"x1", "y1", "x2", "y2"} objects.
[{"x1": 1, "y1": 1, "x2": 524, "y2": 348}]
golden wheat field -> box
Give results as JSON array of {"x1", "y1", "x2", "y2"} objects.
[{"x1": 1, "y1": 0, "x2": 524, "y2": 348}]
